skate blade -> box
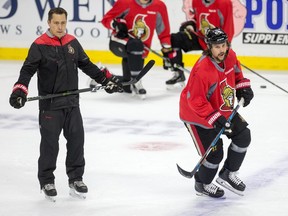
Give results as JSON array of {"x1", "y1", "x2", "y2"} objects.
[
  {"x1": 216, "y1": 177, "x2": 244, "y2": 196},
  {"x1": 44, "y1": 195, "x2": 56, "y2": 202},
  {"x1": 69, "y1": 188, "x2": 87, "y2": 199},
  {"x1": 166, "y1": 82, "x2": 185, "y2": 90},
  {"x1": 196, "y1": 191, "x2": 226, "y2": 199}
]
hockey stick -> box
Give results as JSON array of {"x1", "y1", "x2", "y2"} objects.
[
  {"x1": 176, "y1": 98, "x2": 244, "y2": 179},
  {"x1": 27, "y1": 60, "x2": 155, "y2": 102},
  {"x1": 241, "y1": 63, "x2": 288, "y2": 94}
]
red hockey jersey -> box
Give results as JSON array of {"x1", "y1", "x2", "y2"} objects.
[
  {"x1": 179, "y1": 49, "x2": 248, "y2": 129},
  {"x1": 191, "y1": 0, "x2": 234, "y2": 49},
  {"x1": 101, "y1": 0, "x2": 171, "y2": 57}
]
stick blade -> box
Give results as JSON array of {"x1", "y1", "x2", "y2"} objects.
[
  {"x1": 176, "y1": 164, "x2": 194, "y2": 179},
  {"x1": 122, "y1": 60, "x2": 155, "y2": 86},
  {"x1": 135, "y1": 59, "x2": 155, "y2": 82}
]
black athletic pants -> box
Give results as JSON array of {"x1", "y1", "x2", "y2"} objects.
[{"x1": 38, "y1": 107, "x2": 85, "y2": 188}]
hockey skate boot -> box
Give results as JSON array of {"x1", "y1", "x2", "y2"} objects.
[
  {"x1": 132, "y1": 80, "x2": 146, "y2": 99},
  {"x1": 166, "y1": 71, "x2": 186, "y2": 90},
  {"x1": 69, "y1": 180, "x2": 88, "y2": 199},
  {"x1": 122, "y1": 85, "x2": 132, "y2": 93},
  {"x1": 216, "y1": 167, "x2": 246, "y2": 196},
  {"x1": 42, "y1": 183, "x2": 57, "y2": 202},
  {"x1": 195, "y1": 181, "x2": 225, "y2": 198}
]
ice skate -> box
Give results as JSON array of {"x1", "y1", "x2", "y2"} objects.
[
  {"x1": 69, "y1": 180, "x2": 88, "y2": 199},
  {"x1": 216, "y1": 167, "x2": 245, "y2": 196},
  {"x1": 195, "y1": 181, "x2": 225, "y2": 198},
  {"x1": 42, "y1": 183, "x2": 57, "y2": 202},
  {"x1": 122, "y1": 84, "x2": 132, "y2": 94},
  {"x1": 166, "y1": 71, "x2": 186, "y2": 90},
  {"x1": 132, "y1": 80, "x2": 146, "y2": 100}
]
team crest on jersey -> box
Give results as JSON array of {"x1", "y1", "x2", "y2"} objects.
[
  {"x1": 220, "y1": 79, "x2": 234, "y2": 111},
  {"x1": 132, "y1": 15, "x2": 150, "y2": 41},
  {"x1": 199, "y1": 13, "x2": 215, "y2": 35},
  {"x1": 67, "y1": 44, "x2": 75, "y2": 54}
]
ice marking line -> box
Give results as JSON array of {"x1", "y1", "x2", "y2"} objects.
[{"x1": 0, "y1": 113, "x2": 184, "y2": 136}]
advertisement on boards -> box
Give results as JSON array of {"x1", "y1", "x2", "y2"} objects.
[{"x1": 0, "y1": 0, "x2": 287, "y2": 58}]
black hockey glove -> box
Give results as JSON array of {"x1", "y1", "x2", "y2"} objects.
[
  {"x1": 112, "y1": 18, "x2": 128, "y2": 39},
  {"x1": 9, "y1": 83, "x2": 28, "y2": 109},
  {"x1": 161, "y1": 48, "x2": 179, "y2": 71},
  {"x1": 179, "y1": 20, "x2": 196, "y2": 40},
  {"x1": 236, "y1": 78, "x2": 254, "y2": 107},
  {"x1": 213, "y1": 115, "x2": 233, "y2": 135},
  {"x1": 100, "y1": 67, "x2": 123, "y2": 94}
]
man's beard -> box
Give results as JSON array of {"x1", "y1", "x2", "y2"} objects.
[{"x1": 214, "y1": 52, "x2": 227, "y2": 63}]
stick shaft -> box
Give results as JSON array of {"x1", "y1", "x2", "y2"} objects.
[
  {"x1": 241, "y1": 63, "x2": 288, "y2": 94},
  {"x1": 27, "y1": 60, "x2": 155, "y2": 102}
]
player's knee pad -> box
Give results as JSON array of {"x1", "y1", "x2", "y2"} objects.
[
  {"x1": 126, "y1": 38, "x2": 144, "y2": 55},
  {"x1": 232, "y1": 127, "x2": 251, "y2": 149},
  {"x1": 126, "y1": 38, "x2": 144, "y2": 72}
]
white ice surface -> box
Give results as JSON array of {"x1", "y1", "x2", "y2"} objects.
[{"x1": 1, "y1": 60, "x2": 288, "y2": 216}]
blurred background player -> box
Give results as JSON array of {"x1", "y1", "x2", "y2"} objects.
[
  {"x1": 182, "y1": 0, "x2": 246, "y2": 37},
  {"x1": 179, "y1": 28, "x2": 254, "y2": 198},
  {"x1": 99, "y1": 0, "x2": 177, "y2": 98},
  {"x1": 164, "y1": 0, "x2": 244, "y2": 89}
]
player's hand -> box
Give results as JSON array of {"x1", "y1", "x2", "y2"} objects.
[
  {"x1": 161, "y1": 48, "x2": 179, "y2": 71},
  {"x1": 179, "y1": 20, "x2": 196, "y2": 40},
  {"x1": 236, "y1": 78, "x2": 254, "y2": 107},
  {"x1": 112, "y1": 18, "x2": 128, "y2": 39},
  {"x1": 213, "y1": 115, "x2": 232, "y2": 135},
  {"x1": 100, "y1": 67, "x2": 123, "y2": 94},
  {"x1": 9, "y1": 83, "x2": 28, "y2": 109}
]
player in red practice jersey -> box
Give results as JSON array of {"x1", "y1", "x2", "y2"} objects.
[
  {"x1": 100, "y1": 0, "x2": 175, "y2": 98},
  {"x1": 164, "y1": 0, "x2": 235, "y2": 89},
  {"x1": 179, "y1": 28, "x2": 254, "y2": 198}
]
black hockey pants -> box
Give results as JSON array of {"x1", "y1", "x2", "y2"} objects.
[
  {"x1": 185, "y1": 113, "x2": 251, "y2": 184},
  {"x1": 38, "y1": 107, "x2": 85, "y2": 188}
]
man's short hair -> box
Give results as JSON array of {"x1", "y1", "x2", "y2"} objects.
[{"x1": 48, "y1": 7, "x2": 67, "y2": 21}]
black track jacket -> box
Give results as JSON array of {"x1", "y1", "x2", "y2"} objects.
[{"x1": 17, "y1": 30, "x2": 105, "y2": 110}]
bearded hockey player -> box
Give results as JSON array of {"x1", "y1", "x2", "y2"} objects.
[{"x1": 179, "y1": 28, "x2": 254, "y2": 198}]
